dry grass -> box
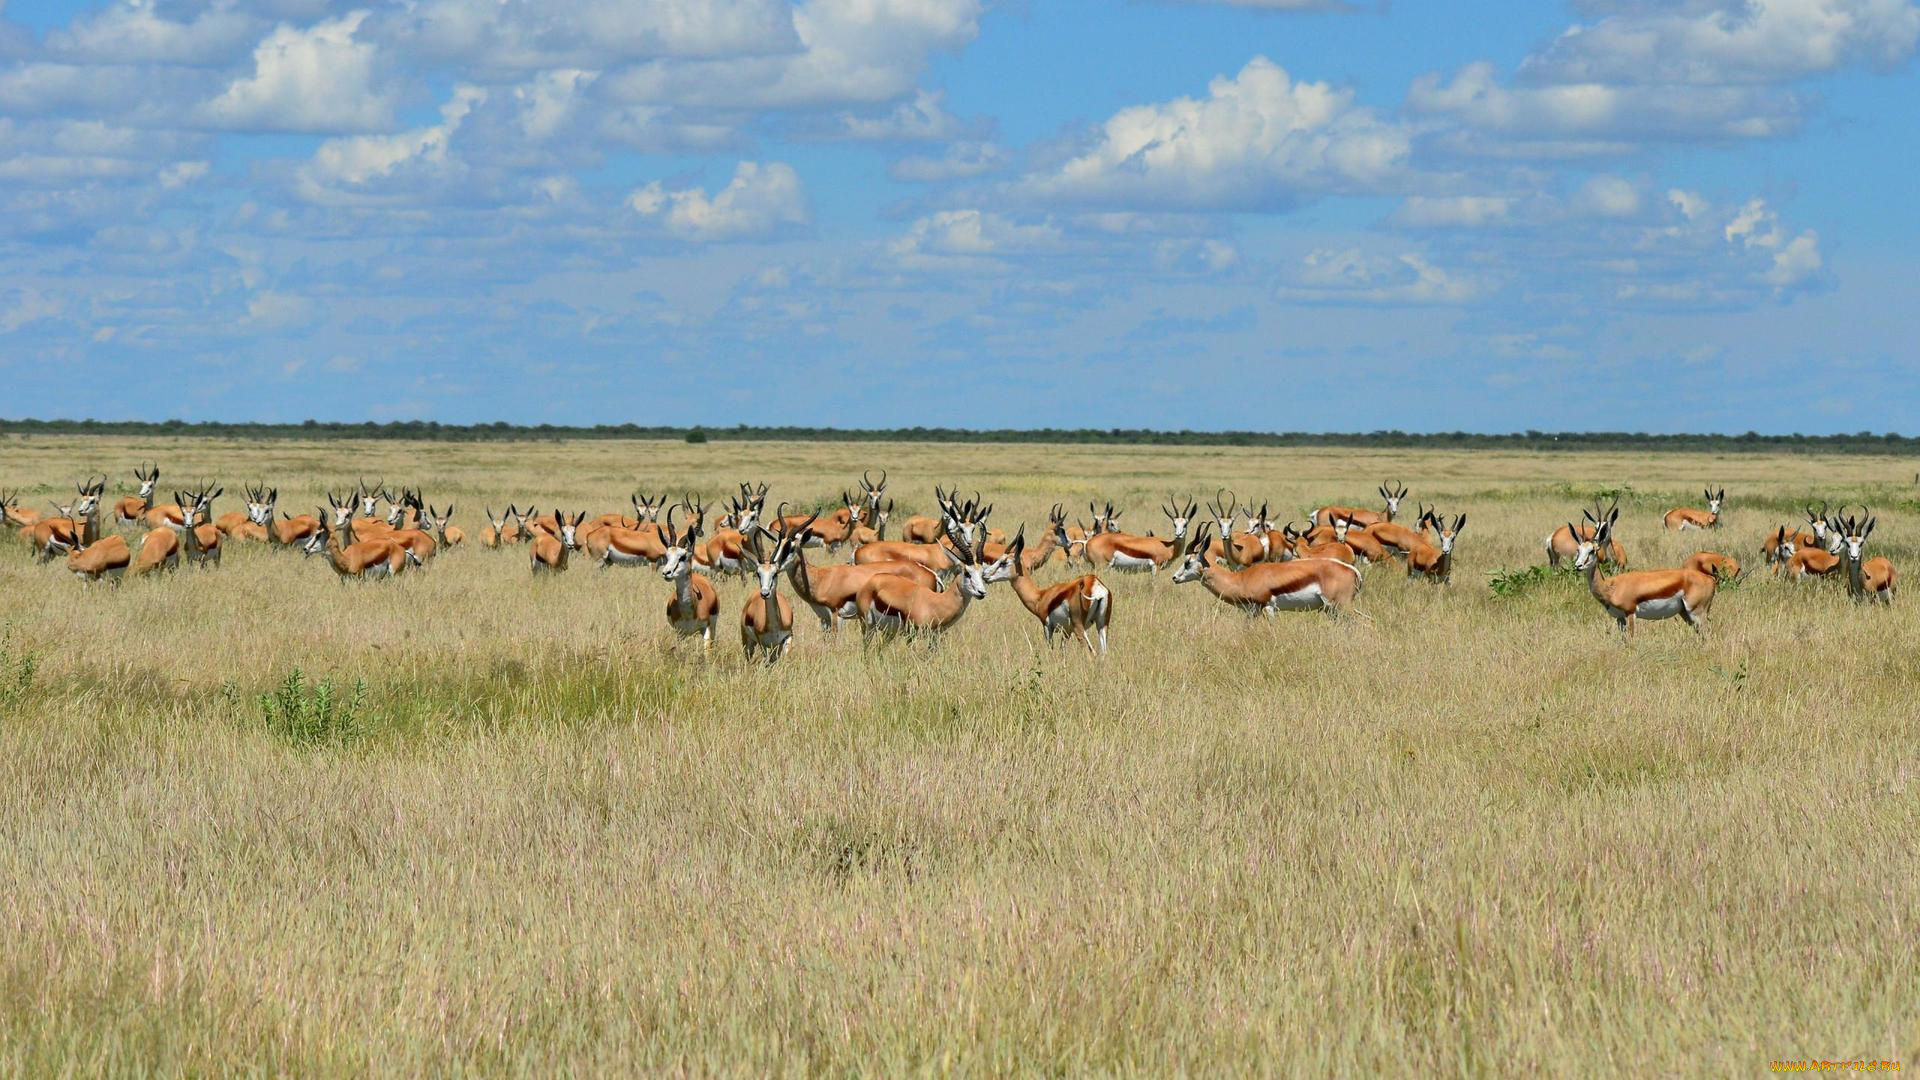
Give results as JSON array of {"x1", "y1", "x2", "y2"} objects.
[{"x1": 2, "y1": 434, "x2": 1917, "y2": 1076}]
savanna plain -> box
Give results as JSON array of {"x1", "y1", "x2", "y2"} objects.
[{"x1": 1, "y1": 434, "x2": 1916, "y2": 1076}]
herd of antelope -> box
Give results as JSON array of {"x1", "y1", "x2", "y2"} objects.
[{"x1": 1, "y1": 467, "x2": 1900, "y2": 655}]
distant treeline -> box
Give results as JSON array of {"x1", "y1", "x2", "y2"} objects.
[{"x1": 1, "y1": 418, "x2": 1916, "y2": 454}]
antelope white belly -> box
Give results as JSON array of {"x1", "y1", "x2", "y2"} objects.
[
  {"x1": 1266, "y1": 584, "x2": 1326, "y2": 612},
  {"x1": 835, "y1": 600, "x2": 860, "y2": 619},
  {"x1": 602, "y1": 547, "x2": 652, "y2": 567},
  {"x1": 364, "y1": 563, "x2": 394, "y2": 579},
  {"x1": 1634, "y1": 594, "x2": 1686, "y2": 620},
  {"x1": 1108, "y1": 552, "x2": 1157, "y2": 572},
  {"x1": 1044, "y1": 604, "x2": 1072, "y2": 631},
  {"x1": 1677, "y1": 521, "x2": 1701, "y2": 532}
]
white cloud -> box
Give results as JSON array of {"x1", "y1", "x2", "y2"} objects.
[
  {"x1": 888, "y1": 209, "x2": 1064, "y2": 271},
  {"x1": 836, "y1": 89, "x2": 965, "y2": 141},
  {"x1": 48, "y1": 2, "x2": 258, "y2": 65},
  {"x1": 629, "y1": 161, "x2": 810, "y2": 241},
  {"x1": 1524, "y1": 0, "x2": 1920, "y2": 86},
  {"x1": 1408, "y1": 61, "x2": 1802, "y2": 146},
  {"x1": 1572, "y1": 174, "x2": 1642, "y2": 218},
  {"x1": 890, "y1": 140, "x2": 1008, "y2": 182},
  {"x1": 1765, "y1": 230, "x2": 1823, "y2": 289},
  {"x1": 1021, "y1": 57, "x2": 1408, "y2": 210},
  {"x1": 1392, "y1": 195, "x2": 1514, "y2": 227},
  {"x1": 158, "y1": 160, "x2": 210, "y2": 189},
  {"x1": 300, "y1": 85, "x2": 483, "y2": 192},
  {"x1": 373, "y1": 0, "x2": 801, "y2": 71},
  {"x1": 1278, "y1": 248, "x2": 1485, "y2": 304},
  {"x1": 514, "y1": 69, "x2": 597, "y2": 140},
  {"x1": 204, "y1": 12, "x2": 392, "y2": 133}
]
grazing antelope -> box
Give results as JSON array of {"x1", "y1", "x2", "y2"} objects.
[
  {"x1": 777, "y1": 513, "x2": 940, "y2": 632},
  {"x1": 1, "y1": 490, "x2": 42, "y2": 533},
  {"x1": 1547, "y1": 501, "x2": 1628, "y2": 569},
  {"x1": 305, "y1": 510, "x2": 412, "y2": 581},
  {"x1": 132, "y1": 523, "x2": 180, "y2": 576},
  {"x1": 660, "y1": 504, "x2": 721, "y2": 647},
  {"x1": 531, "y1": 509, "x2": 587, "y2": 573},
  {"x1": 1000, "y1": 527, "x2": 1112, "y2": 655},
  {"x1": 740, "y1": 526, "x2": 802, "y2": 662},
  {"x1": 68, "y1": 533, "x2": 131, "y2": 583},
  {"x1": 855, "y1": 531, "x2": 1004, "y2": 644},
  {"x1": 1314, "y1": 483, "x2": 1407, "y2": 529},
  {"x1": 176, "y1": 486, "x2": 223, "y2": 570},
  {"x1": 1683, "y1": 551, "x2": 1742, "y2": 583},
  {"x1": 1837, "y1": 512, "x2": 1897, "y2": 604},
  {"x1": 1663, "y1": 488, "x2": 1724, "y2": 531},
  {"x1": 1171, "y1": 524, "x2": 1363, "y2": 616},
  {"x1": 1407, "y1": 512, "x2": 1466, "y2": 583},
  {"x1": 113, "y1": 463, "x2": 160, "y2": 525},
  {"x1": 1571, "y1": 518, "x2": 1716, "y2": 637},
  {"x1": 1774, "y1": 525, "x2": 1842, "y2": 582},
  {"x1": 1082, "y1": 495, "x2": 1196, "y2": 572}
]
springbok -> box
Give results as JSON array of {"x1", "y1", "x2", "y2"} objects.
[
  {"x1": 217, "y1": 485, "x2": 274, "y2": 542},
  {"x1": 1547, "y1": 501, "x2": 1628, "y2": 569},
  {"x1": 68, "y1": 533, "x2": 131, "y2": 583},
  {"x1": 1683, "y1": 551, "x2": 1742, "y2": 583},
  {"x1": 1205, "y1": 491, "x2": 1271, "y2": 567},
  {"x1": 999, "y1": 527, "x2": 1112, "y2": 655},
  {"x1": 531, "y1": 509, "x2": 587, "y2": 573},
  {"x1": 1773, "y1": 525, "x2": 1841, "y2": 581},
  {"x1": 113, "y1": 463, "x2": 160, "y2": 525},
  {"x1": 1314, "y1": 483, "x2": 1406, "y2": 529},
  {"x1": 272, "y1": 507, "x2": 321, "y2": 548},
  {"x1": 1, "y1": 490, "x2": 42, "y2": 533},
  {"x1": 1663, "y1": 489, "x2": 1724, "y2": 531},
  {"x1": 1572, "y1": 518, "x2": 1715, "y2": 638},
  {"x1": 305, "y1": 510, "x2": 413, "y2": 581},
  {"x1": 1838, "y1": 512, "x2": 1897, "y2": 603},
  {"x1": 776, "y1": 513, "x2": 940, "y2": 632},
  {"x1": 1082, "y1": 495, "x2": 1196, "y2": 572},
  {"x1": 426, "y1": 505, "x2": 463, "y2": 549},
  {"x1": 660, "y1": 504, "x2": 721, "y2": 647},
  {"x1": 740, "y1": 526, "x2": 802, "y2": 662},
  {"x1": 1407, "y1": 512, "x2": 1466, "y2": 583},
  {"x1": 1359, "y1": 505, "x2": 1433, "y2": 561},
  {"x1": 176, "y1": 486, "x2": 223, "y2": 570},
  {"x1": 1278, "y1": 522, "x2": 1357, "y2": 568},
  {"x1": 32, "y1": 477, "x2": 106, "y2": 560},
  {"x1": 1171, "y1": 524, "x2": 1363, "y2": 616},
  {"x1": 900, "y1": 485, "x2": 960, "y2": 544},
  {"x1": 132, "y1": 522, "x2": 180, "y2": 576},
  {"x1": 855, "y1": 531, "x2": 1005, "y2": 644}
]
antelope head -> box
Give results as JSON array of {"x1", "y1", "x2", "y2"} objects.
[
  {"x1": 659, "y1": 502, "x2": 702, "y2": 581},
  {"x1": 132, "y1": 462, "x2": 159, "y2": 501},
  {"x1": 859, "y1": 469, "x2": 887, "y2": 516},
  {"x1": 1170, "y1": 523, "x2": 1218, "y2": 584},
  {"x1": 1162, "y1": 495, "x2": 1198, "y2": 541},
  {"x1": 1380, "y1": 483, "x2": 1409, "y2": 520}
]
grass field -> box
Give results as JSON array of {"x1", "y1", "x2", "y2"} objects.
[{"x1": 2, "y1": 434, "x2": 1917, "y2": 1075}]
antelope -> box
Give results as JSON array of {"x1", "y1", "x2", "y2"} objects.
[
  {"x1": 700, "y1": 495, "x2": 752, "y2": 578},
  {"x1": 1314, "y1": 483, "x2": 1406, "y2": 529},
  {"x1": 271, "y1": 507, "x2": 321, "y2": 548},
  {"x1": 660, "y1": 504, "x2": 721, "y2": 647},
  {"x1": 1278, "y1": 522, "x2": 1357, "y2": 567},
  {"x1": 1406, "y1": 512, "x2": 1466, "y2": 583},
  {"x1": 1000, "y1": 527, "x2": 1112, "y2": 655},
  {"x1": 481, "y1": 505, "x2": 532, "y2": 548},
  {"x1": 1572, "y1": 518, "x2": 1715, "y2": 637},
  {"x1": 1, "y1": 490, "x2": 42, "y2": 532},
  {"x1": 1359, "y1": 504, "x2": 1433, "y2": 561},
  {"x1": 176, "y1": 486, "x2": 222, "y2": 570},
  {"x1": 1774, "y1": 525, "x2": 1841, "y2": 581},
  {"x1": 1663, "y1": 488, "x2": 1724, "y2": 531},
  {"x1": 852, "y1": 536, "x2": 963, "y2": 578},
  {"x1": 777, "y1": 513, "x2": 940, "y2": 632},
  {"x1": 1683, "y1": 551, "x2": 1742, "y2": 583},
  {"x1": 1171, "y1": 523, "x2": 1363, "y2": 616},
  {"x1": 854, "y1": 530, "x2": 1004, "y2": 643},
  {"x1": 1082, "y1": 495, "x2": 1196, "y2": 572},
  {"x1": 785, "y1": 489, "x2": 864, "y2": 550},
  {"x1": 305, "y1": 509, "x2": 412, "y2": 581},
  {"x1": 113, "y1": 463, "x2": 160, "y2": 524},
  {"x1": 31, "y1": 477, "x2": 106, "y2": 560},
  {"x1": 67, "y1": 533, "x2": 131, "y2": 583},
  {"x1": 1062, "y1": 501, "x2": 1121, "y2": 554},
  {"x1": 215, "y1": 483, "x2": 266, "y2": 535},
  {"x1": 1205, "y1": 491, "x2": 1271, "y2": 567},
  {"x1": 1325, "y1": 516, "x2": 1385, "y2": 565},
  {"x1": 426, "y1": 505, "x2": 463, "y2": 549},
  {"x1": 531, "y1": 509, "x2": 587, "y2": 573},
  {"x1": 900, "y1": 486, "x2": 960, "y2": 544},
  {"x1": 983, "y1": 504, "x2": 1069, "y2": 572},
  {"x1": 855, "y1": 470, "x2": 886, "y2": 526},
  {"x1": 850, "y1": 496, "x2": 894, "y2": 550},
  {"x1": 740, "y1": 526, "x2": 802, "y2": 662},
  {"x1": 1547, "y1": 501, "x2": 1628, "y2": 569},
  {"x1": 132, "y1": 523, "x2": 180, "y2": 576},
  {"x1": 1837, "y1": 512, "x2": 1897, "y2": 604}
]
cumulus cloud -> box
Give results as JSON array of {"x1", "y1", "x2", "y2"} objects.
[
  {"x1": 1524, "y1": 0, "x2": 1920, "y2": 85},
  {"x1": 890, "y1": 140, "x2": 1008, "y2": 182},
  {"x1": 1021, "y1": 56, "x2": 1409, "y2": 209},
  {"x1": 1408, "y1": 61, "x2": 1803, "y2": 147},
  {"x1": 1278, "y1": 248, "x2": 1485, "y2": 304},
  {"x1": 372, "y1": 0, "x2": 801, "y2": 72},
  {"x1": 204, "y1": 12, "x2": 392, "y2": 133},
  {"x1": 889, "y1": 208, "x2": 1062, "y2": 270},
  {"x1": 629, "y1": 161, "x2": 810, "y2": 241},
  {"x1": 300, "y1": 85, "x2": 484, "y2": 194},
  {"x1": 1392, "y1": 195, "x2": 1515, "y2": 228}
]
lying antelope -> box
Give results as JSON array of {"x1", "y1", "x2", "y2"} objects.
[
  {"x1": 660, "y1": 505, "x2": 721, "y2": 647},
  {"x1": 305, "y1": 510, "x2": 413, "y2": 581},
  {"x1": 1171, "y1": 524, "x2": 1362, "y2": 616},
  {"x1": 855, "y1": 532, "x2": 1004, "y2": 643},
  {"x1": 1663, "y1": 488, "x2": 1724, "y2": 531},
  {"x1": 1, "y1": 490, "x2": 41, "y2": 533},
  {"x1": 1407, "y1": 512, "x2": 1465, "y2": 583},
  {"x1": 176, "y1": 486, "x2": 222, "y2": 569},
  {"x1": 113, "y1": 462, "x2": 160, "y2": 525},
  {"x1": 1278, "y1": 522, "x2": 1357, "y2": 567},
  {"x1": 1773, "y1": 525, "x2": 1841, "y2": 581},
  {"x1": 531, "y1": 510, "x2": 587, "y2": 573},
  {"x1": 1837, "y1": 512, "x2": 1897, "y2": 604},
  {"x1": 427, "y1": 505, "x2": 463, "y2": 549},
  {"x1": 132, "y1": 521, "x2": 180, "y2": 576},
  {"x1": 272, "y1": 507, "x2": 321, "y2": 548},
  {"x1": 1000, "y1": 527, "x2": 1112, "y2": 655},
  {"x1": 68, "y1": 533, "x2": 131, "y2": 583},
  {"x1": 740, "y1": 526, "x2": 802, "y2": 662},
  {"x1": 1572, "y1": 518, "x2": 1715, "y2": 638},
  {"x1": 32, "y1": 477, "x2": 106, "y2": 560},
  {"x1": 1314, "y1": 483, "x2": 1406, "y2": 529},
  {"x1": 1683, "y1": 551, "x2": 1742, "y2": 583},
  {"x1": 1082, "y1": 495, "x2": 1195, "y2": 572}
]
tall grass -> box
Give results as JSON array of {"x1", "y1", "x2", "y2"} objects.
[{"x1": 0, "y1": 434, "x2": 1916, "y2": 1075}]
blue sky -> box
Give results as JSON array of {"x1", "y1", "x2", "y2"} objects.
[{"x1": 0, "y1": 0, "x2": 1915, "y2": 432}]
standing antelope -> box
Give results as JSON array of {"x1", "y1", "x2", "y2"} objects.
[
  {"x1": 531, "y1": 509, "x2": 587, "y2": 573},
  {"x1": 660, "y1": 504, "x2": 721, "y2": 647},
  {"x1": 176, "y1": 486, "x2": 223, "y2": 570},
  {"x1": 740, "y1": 527, "x2": 802, "y2": 662},
  {"x1": 1663, "y1": 488, "x2": 1724, "y2": 531},
  {"x1": 1082, "y1": 495, "x2": 1196, "y2": 572},
  {"x1": 1547, "y1": 501, "x2": 1628, "y2": 569},
  {"x1": 1407, "y1": 512, "x2": 1466, "y2": 583},
  {"x1": 1314, "y1": 483, "x2": 1406, "y2": 528},
  {"x1": 113, "y1": 463, "x2": 160, "y2": 525},
  {"x1": 1838, "y1": 512, "x2": 1897, "y2": 603},
  {"x1": 1171, "y1": 524, "x2": 1363, "y2": 616},
  {"x1": 1000, "y1": 527, "x2": 1112, "y2": 655},
  {"x1": 778, "y1": 513, "x2": 940, "y2": 632},
  {"x1": 1572, "y1": 518, "x2": 1716, "y2": 638},
  {"x1": 854, "y1": 531, "x2": 1004, "y2": 644},
  {"x1": 1205, "y1": 491, "x2": 1271, "y2": 567}
]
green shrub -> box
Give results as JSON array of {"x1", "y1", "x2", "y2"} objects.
[
  {"x1": 257, "y1": 668, "x2": 367, "y2": 749},
  {"x1": 1488, "y1": 564, "x2": 1577, "y2": 600},
  {"x1": 0, "y1": 631, "x2": 36, "y2": 707}
]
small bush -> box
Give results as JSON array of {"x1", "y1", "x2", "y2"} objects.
[
  {"x1": 684, "y1": 429, "x2": 709, "y2": 444},
  {"x1": 258, "y1": 668, "x2": 367, "y2": 749},
  {"x1": 1488, "y1": 563, "x2": 1577, "y2": 600},
  {"x1": 0, "y1": 631, "x2": 37, "y2": 707}
]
